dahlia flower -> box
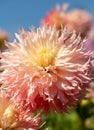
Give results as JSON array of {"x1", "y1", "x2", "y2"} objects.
[
  {"x1": 66, "y1": 9, "x2": 92, "y2": 37},
  {"x1": 41, "y1": 4, "x2": 92, "y2": 37},
  {"x1": 41, "y1": 4, "x2": 68, "y2": 30},
  {"x1": 0, "y1": 26, "x2": 91, "y2": 113},
  {"x1": 0, "y1": 90, "x2": 42, "y2": 130}
]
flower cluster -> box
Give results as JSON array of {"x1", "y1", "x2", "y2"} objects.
[{"x1": 0, "y1": 3, "x2": 93, "y2": 129}]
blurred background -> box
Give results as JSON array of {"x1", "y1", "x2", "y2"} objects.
[{"x1": 0, "y1": 0, "x2": 94, "y2": 130}]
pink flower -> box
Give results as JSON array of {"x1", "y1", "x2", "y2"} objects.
[
  {"x1": 0, "y1": 26, "x2": 91, "y2": 113},
  {"x1": 66, "y1": 9, "x2": 92, "y2": 37},
  {"x1": 41, "y1": 4, "x2": 92, "y2": 37},
  {"x1": 41, "y1": 4, "x2": 67, "y2": 30},
  {"x1": 0, "y1": 90, "x2": 42, "y2": 130}
]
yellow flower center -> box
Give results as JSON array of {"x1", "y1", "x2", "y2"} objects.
[
  {"x1": 36, "y1": 46, "x2": 57, "y2": 68},
  {"x1": 40, "y1": 48, "x2": 48, "y2": 56},
  {"x1": 27, "y1": 37, "x2": 60, "y2": 69},
  {"x1": 39, "y1": 48, "x2": 50, "y2": 67}
]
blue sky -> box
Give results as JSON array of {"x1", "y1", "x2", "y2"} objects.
[{"x1": 0, "y1": 0, "x2": 94, "y2": 40}]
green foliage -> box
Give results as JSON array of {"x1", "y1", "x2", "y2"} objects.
[
  {"x1": 41, "y1": 109, "x2": 81, "y2": 130},
  {"x1": 41, "y1": 100, "x2": 94, "y2": 130}
]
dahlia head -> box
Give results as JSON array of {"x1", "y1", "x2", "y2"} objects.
[
  {"x1": 0, "y1": 25, "x2": 91, "y2": 113},
  {"x1": 41, "y1": 4, "x2": 92, "y2": 37},
  {"x1": 41, "y1": 4, "x2": 68, "y2": 30},
  {"x1": 0, "y1": 90, "x2": 42, "y2": 130},
  {"x1": 66, "y1": 9, "x2": 92, "y2": 37}
]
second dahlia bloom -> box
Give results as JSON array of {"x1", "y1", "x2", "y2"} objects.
[
  {"x1": 0, "y1": 90, "x2": 42, "y2": 130},
  {"x1": 41, "y1": 4, "x2": 67, "y2": 30},
  {"x1": 66, "y1": 9, "x2": 92, "y2": 37},
  {"x1": 0, "y1": 26, "x2": 91, "y2": 113},
  {"x1": 41, "y1": 4, "x2": 92, "y2": 37}
]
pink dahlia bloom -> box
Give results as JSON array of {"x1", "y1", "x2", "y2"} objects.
[
  {"x1": 0, "y1": 26, "x2": 91, "y2": 113},
  {"x1": 41, "y1": 4, "x2": 92, "y2": 37},
  {"x1": 41, "y1": 4, "x2": 67, "y2": 30},
  {"x1": 66, "y1": 9, "x2": 92, "y2": 37},
  {"x1": 0, "y1": 90, "x2": 42, "y2": 130}
]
